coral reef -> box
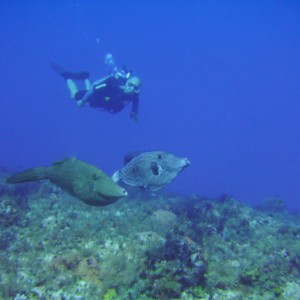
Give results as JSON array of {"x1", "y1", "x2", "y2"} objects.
[{"x1": 0, "y1": 173, "x2": 300, "y2": 299}]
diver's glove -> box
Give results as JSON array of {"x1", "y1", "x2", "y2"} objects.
[
  {"x1": 77, "y1": 100, "x2": 85, "y2": 107},
  {"x1": 130, "y1": 112, "x2": 138, "y2": 122}
]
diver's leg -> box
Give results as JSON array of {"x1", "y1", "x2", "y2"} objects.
[
  {"x1": 84, "y1": 79, "x2": 92, "y2": 90},
  {"x1": 77, "y1": 88, "x2": 94, "y2": 107},
  {"x1": 66, "y1": 79, "x2": 79, "y2": 99}
]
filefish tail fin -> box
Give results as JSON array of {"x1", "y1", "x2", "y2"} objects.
[
  {"x1": 111, "y1": 170, "x2": 121, "y2": 183},
  {"x1": 6, "y1": 167, "x2": 47, "y2": 184}
]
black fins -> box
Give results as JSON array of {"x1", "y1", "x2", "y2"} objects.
[
  {"x1": 51, "y1": 62, "x2": 90, "y2": 80},
  {"x1": 6, "y1": 167, "x2": 47, "y2": 184},
  {"x1": 51, "y1": 62, "x2": 65, "y2": 75}
]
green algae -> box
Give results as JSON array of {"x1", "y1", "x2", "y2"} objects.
[{"x1": 103, "y1": 288, "x2": 117, "y2": 300}]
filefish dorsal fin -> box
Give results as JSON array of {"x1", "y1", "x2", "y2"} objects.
[
  {"x1": 123, "y1": 151, "x2": 143, "y2": 165},
  {"x1": 52, "y1": 157, "x2": 76, "y2": 166}
]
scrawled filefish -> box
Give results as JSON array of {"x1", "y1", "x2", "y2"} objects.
[
  {"x1": 6, "y1": 158, "x2": 127, "y2": 206},
  {"x1": 112, "y1": 151, "x2": 190, "y2": 192}
]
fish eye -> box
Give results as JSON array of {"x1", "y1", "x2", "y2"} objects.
[{"x1": 93, "y1": 173, "x2": 100, "y2": 180}]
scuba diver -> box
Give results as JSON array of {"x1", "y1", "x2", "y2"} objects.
[{"x1": 52, "y1": 54, "x2": 141, "y2": 121}]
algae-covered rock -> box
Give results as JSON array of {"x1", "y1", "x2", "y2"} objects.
[
  {"x1": 281, "y1": 282, "x2": 300, "y2": 299},
  {"x1": 1, "y1": 179, "x2": 300, "y2": 300}
]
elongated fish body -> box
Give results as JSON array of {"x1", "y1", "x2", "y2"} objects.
[
  {"x1": 6, "y1": 158, "x2": 127, "y2": 206},
  {"x1": 112, "y1": 151, "x2": 190, "y2": 192}
]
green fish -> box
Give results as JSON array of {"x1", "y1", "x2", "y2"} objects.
[{"x1": 6, "y1": 158, "x2": 127, "y2": 206}]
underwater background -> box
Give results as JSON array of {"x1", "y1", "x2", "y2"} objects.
[
  {"x1": 1, "y1": 0, "x2": 300, "y2": 209},
  {"x1": 1, "y1": 1, "x2": 300, "y2": 299}
]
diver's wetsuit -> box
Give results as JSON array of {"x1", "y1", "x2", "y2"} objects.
[{"x1": 77, "y1": 76, "x2": 139, "y2": 116}]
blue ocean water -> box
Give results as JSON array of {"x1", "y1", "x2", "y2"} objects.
[{"x1": 1, "y1": 1, "x2": 300, "y2": 210}]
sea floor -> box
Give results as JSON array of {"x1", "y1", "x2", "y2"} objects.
[{"x1": 0, "y1": 172, "x2": 300, "y2": 300}]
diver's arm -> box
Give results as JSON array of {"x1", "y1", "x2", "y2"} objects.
[
  {"x1": 92, "y1": 76, "x2": 112, "y2": 89},
  {"x1": 130, "y1": 95, "x2": 139, "y2": 121}
]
